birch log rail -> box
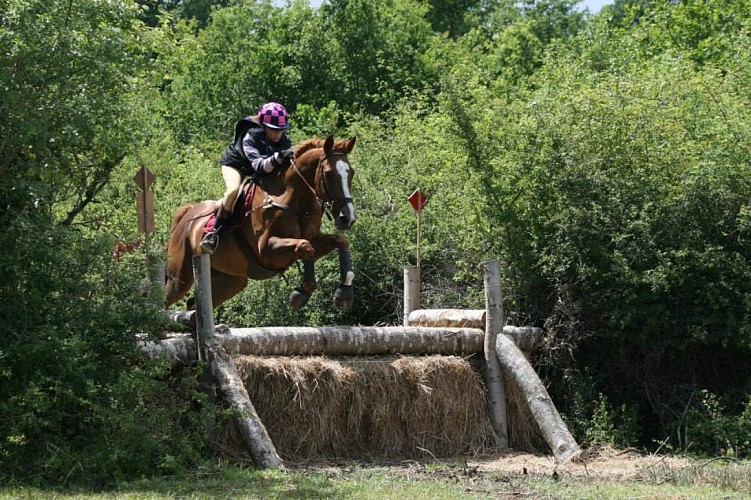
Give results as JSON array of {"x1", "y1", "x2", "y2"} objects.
[{"x1": 142, "y1": 325, "x2": 543, "y2": 365}]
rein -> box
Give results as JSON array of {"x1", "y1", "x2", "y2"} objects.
[{"x1": 254, "y1": 152, "x2": 350, "y2": 221}]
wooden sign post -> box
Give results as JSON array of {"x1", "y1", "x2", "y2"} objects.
[
  {"x1": 133, "y1": 165, "x2": 156, "y2": 236},
  {"x1": 406, "y1": 189, "x2": 428, "y2": 325},
  {"x1": 133, "y1": 165, "x2": 162, "y2": 284}
]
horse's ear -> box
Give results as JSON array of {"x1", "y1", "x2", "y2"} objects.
[
  {"x1": 324, "y1": 134, "x2": 334, "y2": 154},
  {"x1": 344, "y1": 136, "x2": 356, "y2": 154}
]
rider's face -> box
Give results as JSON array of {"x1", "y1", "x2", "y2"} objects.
[{"x1": 264, "y1": 127, "x2": 284, "y2": 144}]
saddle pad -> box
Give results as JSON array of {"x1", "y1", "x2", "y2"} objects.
[{"x1": 203, "y1": 181, "x2": 257, "y2": 234}]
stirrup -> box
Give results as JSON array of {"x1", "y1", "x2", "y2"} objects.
[{"x1": 200, "y1": 232, "x2": 219, "y2": 254}]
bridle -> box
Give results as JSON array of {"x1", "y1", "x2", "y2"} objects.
[{"x1": 291, "y1": 151, "x2": 353, "y2": 219}]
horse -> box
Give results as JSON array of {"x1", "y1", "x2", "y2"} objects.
[{"x1": 164, "y1": 134, "x2": 357, "y2": 313}]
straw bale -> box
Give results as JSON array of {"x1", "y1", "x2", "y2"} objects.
[{"x1": 213, "y1": 355, "x2": 544, "y2": 462}]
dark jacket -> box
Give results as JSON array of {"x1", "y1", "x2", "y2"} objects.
[{"x1": 219, "y1": 116, "x2": 292, "y2": 177}]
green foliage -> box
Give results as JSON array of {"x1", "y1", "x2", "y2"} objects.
[
  {"x1": 585, "y1": 394, "x2": 640, "y2": 448},
  {"x1": 563, "y1": 370, "x2": 639, "y2": 448},
  {"x1": 321, "y1": 0, "x2": 436, "y2": 115},
  {"x1": 638, "y1": 0, "x2": 751, "y2": 67},
  {"x1": 452, "y1": 4, "x2": 751, "y2": 447},
  {"x1": 0, "y1": 0, "x2": 209, "y2": 487},
  {"x1": 685, "y1": 391, "x2": 751, "y2": 458},
  {"x1": 0, "y1": 219, "x2": 209, "y2": 486},
  {"x1": 136, "y1": 0, "x2": 231, "y2": 27},
  {"x1": 160, "y1": 0, "x2": 352, "y2": 142},
  {"x1": 0, "y1": 0, "x2": 150, "y2": 223}
]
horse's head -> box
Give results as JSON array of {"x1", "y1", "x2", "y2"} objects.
[{"x1": 318, "y1": 134, "x2": 357, "y2": 230}]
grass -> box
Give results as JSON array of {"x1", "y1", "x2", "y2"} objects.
[{"x1": 2, "y1": 458, "x2": 751, "y2": 499}]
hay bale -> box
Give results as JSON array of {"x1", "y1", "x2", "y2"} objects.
[{"x1": 213, "y1": 355, "x2": 544, "y2": 462}]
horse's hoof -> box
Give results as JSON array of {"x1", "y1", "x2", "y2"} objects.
[
  {"x1": 289, "y1": 288, "x2": 311, "y2": 311},
  {"x1": 333, "y1": 285, "x2": 354, "y2": 311}
]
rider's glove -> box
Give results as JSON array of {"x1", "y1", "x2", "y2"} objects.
[{"x1": 277, "y1": 147, "x2": 294, "y2": 167}]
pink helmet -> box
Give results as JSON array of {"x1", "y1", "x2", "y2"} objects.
[{"x1": 257, "y1": 102, "x2": 290, "y2": 130}]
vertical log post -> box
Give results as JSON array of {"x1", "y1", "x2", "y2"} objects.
[
  {"x1": 480, "y1": 260, "x2": 509, "y2": 448},
  {"x1": 192, "y1": 255, "x2": 283, "y2": 470},
  {"x1": 403, "y1": 265, "x2": 421, "y2": 326},
  {"x1": 192, "y1": 255, "x2": 214, "y2": 362}
]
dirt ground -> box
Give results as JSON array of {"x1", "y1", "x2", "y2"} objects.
[
  {"x1": 467, "y1": 446, "x2": 692, "y2": 481},
  {"x1": 291, "y1": 446, "x2": 695, "y2": 484}
]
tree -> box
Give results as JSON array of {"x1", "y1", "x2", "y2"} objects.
[
  {"x1": 320, "y1": 0, "x2": 436, "y2": 115},
  {"x1": 0, "y1": 0, "x2": 148, "y2": 223},
  {"x1": 0, "y1": 0, "x2": 207, "y2": 484},
  {"x1": 445, "y1": 7, "x2": 751, "y2": 445}
]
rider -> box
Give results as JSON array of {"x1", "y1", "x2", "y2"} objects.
[{"x1": 200, "y1": 101, "x2": 295, "y2": 254}]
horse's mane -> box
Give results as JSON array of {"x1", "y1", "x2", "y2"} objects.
[
  {"x1": 294, "y1": 137, "x2": 351, "y2": 158},
  {"x1": 294, "y1": 138, "x2": 325, "y2": 158}
]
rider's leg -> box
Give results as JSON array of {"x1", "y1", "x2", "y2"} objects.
[{"x1": 200, "y1": 166, "x2": 242, "y2": 254}]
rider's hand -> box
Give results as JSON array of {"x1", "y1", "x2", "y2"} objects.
[{"x1": 278, "y1": 147, "x2": 294, "y2": 166}]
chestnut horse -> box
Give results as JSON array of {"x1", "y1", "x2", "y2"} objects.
[{"x1": 164, "y1": 134, "x2": 356, "y2": 312}]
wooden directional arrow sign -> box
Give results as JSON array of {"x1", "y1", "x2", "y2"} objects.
[
  {"x1": 133, "y1": 165, "x2": 155, "y2": 234},
  {"x1": 133, "y1": 165, "x2": 155, "y2": 190}
]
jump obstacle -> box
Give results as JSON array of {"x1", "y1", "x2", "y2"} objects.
[{"x1": 144, "y1": 256, "x2": 580, "y2": 469}]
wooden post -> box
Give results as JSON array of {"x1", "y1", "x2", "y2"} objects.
[
  {"x1": 192, "y1": 255, "x2": 283, "y2": 470},
  {"x1": 133, "y1": 166, "x2": 159, "y2": 285},
  {"x1": 403, "y1": 265, "x2": 421, "y2": 326},
  {"x1": 480, "y1": 260, "x2": 509, "y2": 448},
  {"x1": 151, "y1": 257, "x2": 165, "y2": 288},
  {"x1": 192, "y1": 255, "x2": 213, "y2": 363}
]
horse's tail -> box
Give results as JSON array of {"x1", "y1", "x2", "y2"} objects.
[{"x1": 171, "y1": 203, "x2": 196, "y2": 233}]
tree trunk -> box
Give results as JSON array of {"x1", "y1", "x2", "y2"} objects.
[
  {"x1": 207, "y1": 340, "x2": 284, "y2": 469},
  {"x1": 495, "y1": 334, "x2": 580, "y2": 464}
]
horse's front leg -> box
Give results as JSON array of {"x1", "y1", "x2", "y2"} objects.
[
  {"x1": 289, "y1": 259, "x2": 316, "y2": 311},
  {"x1": 264, "y1": 236, "x2": 316, "y2": 261},
  {"x1": 307, "y1": 233, "x2": 354, "y2": 311},
  {"x1": 332, "y1": 245, "x2": 354, "y2": 310}
]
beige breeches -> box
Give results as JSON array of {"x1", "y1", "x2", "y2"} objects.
[{"x1": 220, "y1": 165, "x2": 243, "y2": 212}]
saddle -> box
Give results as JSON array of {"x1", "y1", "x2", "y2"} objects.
[{"x1": 203, "y1": 178, "x2": 257, "y2": 235}]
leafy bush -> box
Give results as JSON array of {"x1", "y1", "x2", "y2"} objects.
[
  {"x1": 684, "y1": 391, "x2": 751, "y2": 458},
  {"x1": 439, "y1": 5, "x2": 751, "y2": 448},
  {"x1": 0, "y1": 219, "x2": 209, "y2": 486}
]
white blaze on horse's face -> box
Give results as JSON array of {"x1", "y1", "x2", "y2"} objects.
[{"x1": 335, "y1": 159, "x2": 356, "y2": 230}]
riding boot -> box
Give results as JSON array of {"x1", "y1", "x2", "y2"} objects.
[{"x1": 200, "y1": 208, "x2": 230, "y2": 254}]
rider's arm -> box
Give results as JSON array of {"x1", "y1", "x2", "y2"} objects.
[{"x1": 242, "y1": 133, "x2": 280, "y2": 174}]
